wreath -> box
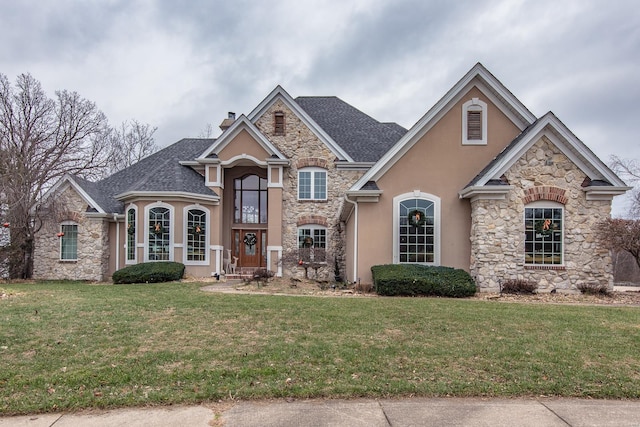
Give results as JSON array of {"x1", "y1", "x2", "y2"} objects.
[
  {"x1": 127, "y1": 223, "x2": 135, "y2": 235},
  {"x1": 152, "y1": 223, "x2": 164, "y2": 235},
  {"x1": 190, "y1": 225, "x2": 205, "y2": 235},
  {"x1": 408, "y1": 209, "x2": 426, "y2": 227},
  {"x1": 243, "y1": 233, "x2": 257, "y2": 247},
  {"x1": 535, "y1": 219, "x2": 554, "y2": 237}
]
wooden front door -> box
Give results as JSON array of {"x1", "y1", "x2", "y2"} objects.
[{"x1": 233, "y1": 229, "x2": 266, "y2": 269}]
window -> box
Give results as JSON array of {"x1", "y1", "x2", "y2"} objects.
[
  {"x1": 298, "y1": 225, "x2": 327, "y2": 262},
  {"x1": 525, "y1": 205, "x2": 563, "y2": 265},
  {"x1": 126, "y1": 207, "x2": 136, "y2": 262},
  {"x1": 148, "y1": 206, "x2": 171, "y2": 261},
  {"x1": 393, "y1": 192, "x2": 441, "y2": 265},
  {"x1": 462, "y1": 98, "x2": 487, "y2": 145},
  {"x1": 298, "y1": 168, "x2": 327, "y2": 200},
  {"x1": 60, "y1": 222, "x2": 78, "y2": 260},
  {"x1": 234, "y1": 174, "x2": 268, "y2": 224},
  {"x1": 274, "y1": 111, "x2": 285, "y2": 135},
  {"x1": 186, "y1": 208, "x2": 207, "y2": 262}
]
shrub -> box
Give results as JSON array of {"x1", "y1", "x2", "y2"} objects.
[
  {"x1": 371, "y1": 264, "x2": 476, "y2": 298},
  {"x1": 112, "y1": 262, "x2": 185, "y2": 284},
  {"x1": 500, "y1": 279, "x2": 538, "y2": 294},
  {"x1": 577, "y1": 282, "x2": 612, "y2": 296},
  {"x1": 244, "y1": 268, "x2": 274, "y2": 287}
]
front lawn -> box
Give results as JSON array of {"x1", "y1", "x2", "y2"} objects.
[{"x1": 1, "y1": 281, "x2": 639, "y2": 414}]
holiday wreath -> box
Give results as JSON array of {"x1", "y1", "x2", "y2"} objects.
[
  {"x1": 190, "y1": 225, "x2": 205, "y2": 235},
  {"x1": 243, "y1": 233, "x2": 257, "y2": 247},
  {"x1": 535, "y1": 219, "x2": 554, "y2": 236},
  {"x1": 408, "y1": 209, "x2": 426, "y2": 227}
]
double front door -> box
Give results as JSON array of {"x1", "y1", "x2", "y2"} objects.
[{"x1": 232, "y1": 229, "x2": 267, "y2": 269}]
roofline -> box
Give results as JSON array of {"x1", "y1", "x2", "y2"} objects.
[
  {"x1": 40, "y1": 174, "x2": 106, "y2": 214},
  {"x1": 114, "y1": 191, "x2": 220, "y2": 204},
  {"x1": 247, "y1": 85, "x2": 355, "y2": 162},
  {"x1": 350, "y1": 63, "x2": 537, "y2": 191}
]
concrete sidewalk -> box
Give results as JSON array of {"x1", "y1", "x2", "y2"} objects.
[{"x1": 2, "y1": 398, "x2": 640, "y2": 427}]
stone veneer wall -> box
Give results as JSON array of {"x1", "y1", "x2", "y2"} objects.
[
  {"x1": 254, "y1": 99, "x2": 364, "y2": 280},
  {"x1": 33, "y1": 187, "x2": 109, "y2": 281},
  {"x1": 470, "y1": 137, "x2": 613, "y2": 292}
]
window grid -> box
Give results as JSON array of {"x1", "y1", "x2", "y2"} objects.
[
  {"x1": 148, "y1": 207, "x2": 170, "y2": 261},
  {"x1": 187, "y1": 209, "x2": 206, "y2": 262},
  {"x1": 60, "y1": 224, "x2": 78, "y2": 260},
  {"x1": 298, "y1": 228, "x2": 327, "y2": 249},
  {"x1": 398, "y1": 199, "x2": 435, "y2": 263},
  {"x1": 126, "y1": 208, "x2": 136, "y2": 261},
  {"x1": 298, "y1": 169, "x2": 327, "y2": 200},
  {"x1": 234, "y1": 175, "x2": 268, "y2": 224},
  {"x1": 525, "y1": 207, "x2": 563, "y2": 265}
]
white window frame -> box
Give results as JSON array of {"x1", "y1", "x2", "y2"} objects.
[
  {"x1": 462, "y1": 98, "x2": 487, "y2": 145},
  {"x1": 183, "y1": 205, "x2": 210, "y2": 266},
  {"x1": 125, "y1": 204, "x2": 137, "y2": 264},
  {"x1": 144, "y1": 202, "x2": 174, "y2": 262},
  {"x1": 393, "y1": 192, "x2": 441, "y2": 265},
  {"x1": 298, "y1": 167, "x2": 327, "y2": 201},
  {"x1": 524, "y1": 201, "x2": 564, "y2": 267},
  {"x1": 297, "y1": 224, "x2": 328, "y2": 249},
  {"x1": 59, "y1": 220, "x2": 79, "y2": 261}
]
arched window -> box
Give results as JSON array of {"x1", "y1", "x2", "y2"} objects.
[
  {"x1": 524, "y1": 201, "x2": 564, "y2": 266},
  {"x1": 185, "y1": 207, "x2": 208, "y2": 264},
  {"x1": 60, "y1": 221, "x2": 78, "y2": 261},
  {"x1": 462, "y1": 98, "x2": 487, "y2": 145},
  {"x1": 126, "y1": 206, "x2": 137, "y2": 263},
  {"x1": 234, "y1": 174, "x2": 268, "y2": 224},
  {"x1": 393, "y1": 193, "x2": 441, "y2": 265},
  {"x1": 147, "y1": 204, "x2": 172, "y2": 261}
]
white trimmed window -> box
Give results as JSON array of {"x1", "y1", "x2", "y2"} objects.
[
  {"x1": 126, "y1": 206, "x2": 137, "y2": 263},
  {"x1": 462, "y1": 98, "x2": 487, "y2": 145},
  {"x1": 298, "y1": 225, "x2": 327, "y2": 262},
  {"x1": 146, "y1": 204, "x2": 173, "y2": 262},
  {"x1": 393, "y1": 192, "x2": 441, "y2": 265},
  {"x1": 524, "y1": 202, "x2": 564, "y2": 266},
  {"x1": 185, "y1": 206, "x2": 209, "y2": 264},
  {"x1": 60, "y1": 221, "x2": 78, "y2": 261},
  {"x1": 298, "y1": 167, "x2": 327, "y2": 201}
]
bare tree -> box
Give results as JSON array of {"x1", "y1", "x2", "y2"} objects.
[
  {"x1": 0, "y1": 73, "x2": 111, "y2": 278},
  {"x1": 610, "y1": 155, "x2": 640, "y2": 218},
  {"x1": 598, "y1": 218, "x2": 640, "y2": 270},
  {"x1": 103, "y1": 119, "x2": 157, "y2": 176}
]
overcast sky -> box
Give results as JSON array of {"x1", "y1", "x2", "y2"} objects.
[{"x1": 1, "y1": 0, "x2": 639, "y2": 214}]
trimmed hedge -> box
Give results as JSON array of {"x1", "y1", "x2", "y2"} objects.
[
  {"x1": 112, "y1": 262, "x2": 185, "y2": 284},
  {"x1": 371, "y1": 264, "x2": 476, "y2": 298}
]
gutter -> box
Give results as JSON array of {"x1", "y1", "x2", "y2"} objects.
[
  {"x1": 343, "y1": 193, "x2": 358, "y2": 283},
  {"x1": 113, "y1": 214, "x2": 120, "y2": 272}
]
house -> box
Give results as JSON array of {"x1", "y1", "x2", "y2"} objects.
[{"x1": 33, "y1": 63, "x2": 630, "y2": 292}]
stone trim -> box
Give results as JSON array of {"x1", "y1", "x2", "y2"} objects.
[
  {"x1": 297, "y1": 215, "x2": 328, "y2": 227},
  {"x1": 522, "y1": 186, "x2": 568, "y2": 204},
  {"x1": 296, "y1": 157, "x2": 329, "y2": 170}
]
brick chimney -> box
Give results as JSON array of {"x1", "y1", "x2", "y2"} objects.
[{"x1": 219, "y1": 112, "x2": 236, "y2": 131}]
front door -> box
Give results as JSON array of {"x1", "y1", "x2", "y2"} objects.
[{"x1": 234, "y1": 229, "x2": 266, "y2": 269}]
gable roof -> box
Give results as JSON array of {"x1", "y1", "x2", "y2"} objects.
[
  {"x1": 460, "y1": 112, "x2": 630, "y2": 197},
  {"x1": 247, "y1": 85, "x2": 356, "y2": 162},
  {"x1": 197, "y1": 114, "x2": 287, "y2": 161},
  {"x1": 72, "y1": 138, "x2": 219, "y2": 214},
  {"x1": 294, "y1": 96, "x2": 407, "y2": 162},
  {"x1": 350, "y1": 63, "x2": 538, "y2": 191}
]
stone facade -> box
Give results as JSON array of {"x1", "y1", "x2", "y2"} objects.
[
  {"x1": 33, "y1": 187, "x2": 109, "y2": 281},
  {"x1": 470, "y1": 137, "x2": 613, "y2": 292},
  {"x1": 254, "y1": 100, "x2": 365, "y2": 279}
]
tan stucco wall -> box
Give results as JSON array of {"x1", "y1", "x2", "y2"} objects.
[
  {"x1": 354, "y1": 85, "x2": 522, "y2": 283},
  {"x1": 218, "y1": 129, "x2": 271, "y2": 161},
  {"x1": 470, "y1": 136, "x2": 614, "y2": 292}
]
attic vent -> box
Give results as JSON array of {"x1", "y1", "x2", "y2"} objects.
[
  {"x1": 274, "y1": 111, "x2": 285, "y2": 136},
  {"x1": 467, "y1": 110, "x2": 482, "y2": 140}
]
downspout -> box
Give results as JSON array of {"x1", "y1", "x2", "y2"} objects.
[
  {"x1": 343, "y1": 194, "x2": 358, "y2": 283},
  {"x1": 114, "y1": 214, "x2": 120, "y2": 272}
]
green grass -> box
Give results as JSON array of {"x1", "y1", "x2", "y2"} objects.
[{"x1": 1, "y1": 281, "x2": 639, "y2": 414}]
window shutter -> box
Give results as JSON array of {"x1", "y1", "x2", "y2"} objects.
[{"x1": 467, "y1": 111, "x2": 482, "y2": 140}]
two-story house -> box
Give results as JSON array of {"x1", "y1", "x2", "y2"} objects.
[{"x1": 33, "y1": 64, "x2": 629, "y2": 291}]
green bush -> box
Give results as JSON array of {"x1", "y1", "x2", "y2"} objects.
[
  {"x1": 371, "y1": 264, "x2": 476, "y2": 298},
  {"x1": 112, "y1": 262, "x2": 185, "y2": 284}
]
